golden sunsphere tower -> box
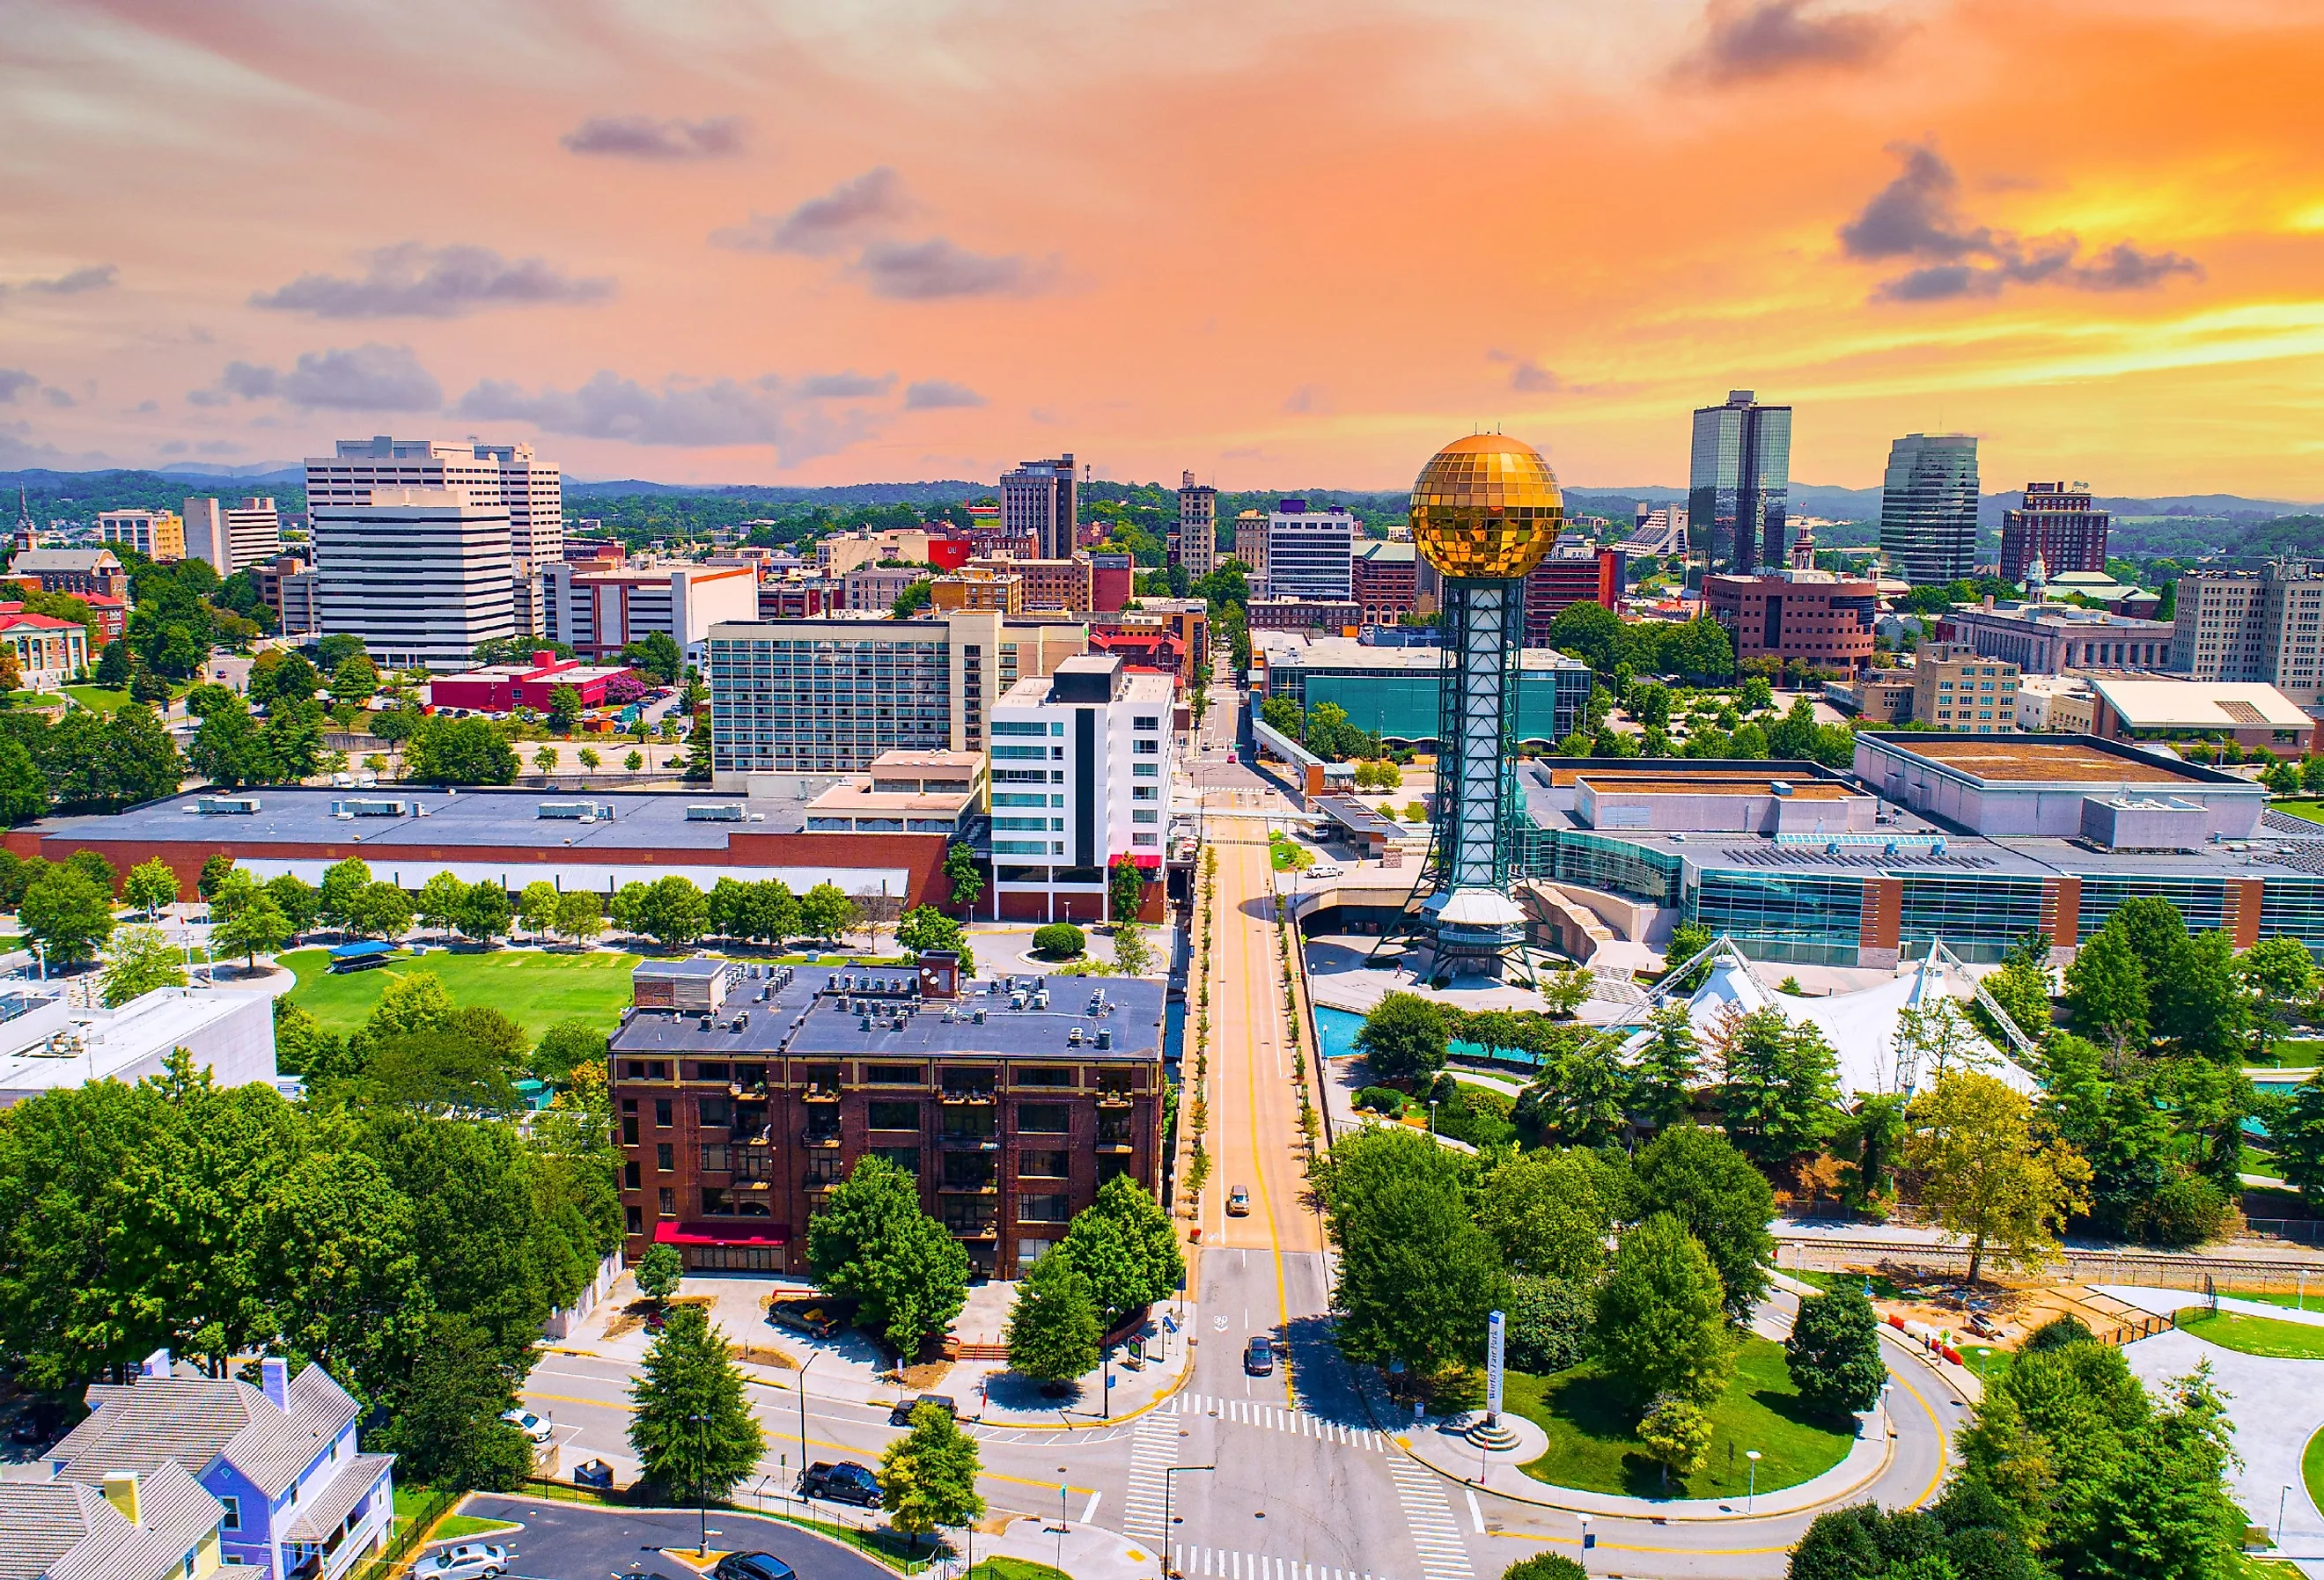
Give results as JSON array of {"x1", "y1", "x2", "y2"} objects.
[{"x1": 1408, "y1": 433, "x2": 1564, "y2": 978}]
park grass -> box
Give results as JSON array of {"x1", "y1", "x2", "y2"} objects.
[
  {"x1": 2271, "y1": 800, "x2": 2324, "y2": 827},
  {"x1": 2306, "y1": 1427, "x2": 2324, "y2": 1547},
  {"x1": 1504, "y1": 1336, "x2": 1855, "y2": 1501},
  {"x1": 1786, "y1": 1268, "x2": 1906, "y2": 1301},
  {"x1": 283, "y1": 946, "x2": 642, "y2": 1039},
  {"x1": 965, "y1": 1562, "x2": 1068, "y2": 1580},
  {"x1": 2178, "y1": 1311, "x2": 2324, "y2": 1360},
  {"x1": 63, "y1": 685, "x2": 131, "y2": 714},
  {"x1": 2226, "y1": 1290, "x2": 2324, "y2": 1315}
]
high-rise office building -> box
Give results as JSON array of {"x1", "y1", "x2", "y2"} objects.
[
  {"x1": 96, "y1": 509, "x2": 185, "y2": 562},
  {"x1": 311, "y1": 487, "x2": 515, "y2": 671},
  {"x1": 1263, "y1": 500, "x2": 1357, "y2": 601},
  {"x1": 1879, "y1": 433, "x2": 1981, "y2": 585},
  {"x1": 1687, "y1": 390, "x2": 1791, "y2": 574},
  {"x1": 1232, "y1": 511, "x2": 1269, "y2": 584},
  {"x1": 1001, "y1": 455, "x2": 1077, "y2": 561},
  {"x1": 2000, "y1": 482, "x2": 2107, "y2": 584},
  {"x1": 1174, "y1": 470, "x2": 1217, "y2": 578},
  {"x1": 2171, "y1": 559, "x2": 2324, "y2": 707},
  {"x1": 182, "y1": 496, "x2": 283, "y2": 574},
  {"x1": 305, "y1": 436, "x2": 563, "y2": 580}
]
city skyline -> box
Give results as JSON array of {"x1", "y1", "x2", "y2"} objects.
[{"x1": 3, "y1": 2, "x2": 2320, "y2": 497}]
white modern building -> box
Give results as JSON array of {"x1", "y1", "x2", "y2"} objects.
[
  {"x1": 95, "y1": 509, "x2": 184, "y2": 562},
  {"x1": 986, "y1": 652, "x2": 1174, "y2": 923},
  {"x1": 1264, "y1": 500, "x2": 1357, "y2": 601},
  {"x1": 182, "y1": 496, "x2": 283, "y2": 575},
  {"x1": 0, "y1": 986, "x2": 279, "y2": 1108},
  {"x1": 305, "y1": 435, "x2": 563, "y2": 585},
  {"x1": 311, "y1": 487, "x2": 515, "y2": 671},
  {"x1": 541, "y1": 560, "x2": 759, "y2": 664}
]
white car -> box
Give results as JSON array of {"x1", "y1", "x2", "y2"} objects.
[
  {"x1": 1307, "y1": 863, "x2": 1342, "y2": 879},
  {"x1": 502, "y1": 1407, "x2": 554, "y2": 1444},
  {"x1": 415, "y1": 1544, "x2": 509, "y2": 1580}
]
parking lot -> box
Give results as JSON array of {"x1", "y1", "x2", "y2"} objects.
[{"x1": 454, "y1": 1495, "x2": 899, "y2": 1580}]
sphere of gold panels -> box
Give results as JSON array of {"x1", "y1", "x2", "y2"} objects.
[{"x1": 1408, "y1": 433, "x2": 1564, "y2": 580}]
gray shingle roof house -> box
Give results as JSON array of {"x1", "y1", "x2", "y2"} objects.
[
  {"x1": 43, "y1": 1350, "x2": 393, "y2": 1580},
  {"x1": 0, "y1": 1460, "x2": 251, "y2": 1580}
]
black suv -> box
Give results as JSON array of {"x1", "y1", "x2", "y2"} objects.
[
  {"x1": 888, "y1": 1393, "x2": 960, "y2": 1427},
  {"x1": 797, "y1": 1460, "x2": 881, "y2": 1507},
  {"x1": 711, "y1": 1556, "x2": 796, "y2": 1580}
]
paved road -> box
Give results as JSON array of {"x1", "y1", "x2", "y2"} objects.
[{"x1": 460, "y1": 1494, "x2": 894, "y2": 1580}]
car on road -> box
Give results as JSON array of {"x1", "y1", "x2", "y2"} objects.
[
  {"x1": 501, "y1": 1407, "x2": 553, "y2": 1444},
  {"x1": 414, "y1": 1543, "x2": 510, "y2": 1580},
  {"x1": 888, "y1": 1393, "x2": 959, "y2": 1427},
  {"x1": 796, "y1": 1460, "x2": 881, "y2": 1506},
  {"x1": 1308, "y1": 863, "x2": 1343, "y2": 879},
  {"x1": 711, "y1": 1554, "x2": 798, "y2": 1580},
  {"x1": 1226, "y1": 1186, "x2": 1251, "y2": 1216},
  {"x1": 1245, "y1": 1336, "x2": 1275, "y2": 1376}
]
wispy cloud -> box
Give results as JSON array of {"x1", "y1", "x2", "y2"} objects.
[
  {"x1": 1282, "y1": 385, "x2": 1331, "y2": 415},
  {"x1": 560, "y1": 114, "x2": 745, "y2": 160},
  {"x1": 0, "y1": 370, "x2": 38, "y2": 402},
  {"x1": 714, "y1": 168, "x2": 911, "y2": 257},
  {"x1": 1677, "y1": 0, "x2": 1902, "y2": 84},
  {"x1": 1486, "y1": 349, "x2": 1563, "y2": 393},
  {"x1": 902, "y1": 378, "x2": 985, "y2": 410},
  {"x1": 0, "y1": 264, "x2": 117, "y2": 299},
  {"x1": 1841, "y1": 143, "x2": 2203, "y2": 302},
  {"x1": 798, "y1": 371, "x2": 894, "y2": 400},
  {"x1": 854, "y1": 239, "x2": 1048, "y2": 300},
  {"x1": 252, "y1": 243, "x2": 613, "y2": 319},
  {"x1": 454, "y1": 371, "x2": 867, "y2": 466},
  {"x1": 191, "y1": 343, "x2": 443, "y2": 410}
]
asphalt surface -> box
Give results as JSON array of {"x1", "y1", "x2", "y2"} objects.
[{"x1": 460, "y1": 1495, "x2": 894, "y2": 1580}]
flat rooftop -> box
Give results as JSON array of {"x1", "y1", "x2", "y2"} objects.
[
  {"x1": 39, "y1": 786, "x2": 812, "y2": 851},
  {"x1": 1576, "y1": 771, "x2": 1862, "y2": 801},
  {"x1": 610, "y1": 968, "x2": 1165, "y2": 1062},
  {"x1": 1877, "y1": 735, "x2": 2209, "y2": 786}
]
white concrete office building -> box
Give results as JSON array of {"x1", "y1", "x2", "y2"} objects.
[
  {"x1": 312, "y1": 487, "x2": 515, "y2": 671},
  {"x1": 305, "y1": 435, "x2": 564, "y2": 574},
  {"x1": 986, "y1": 653, "x2": 1174, "y2": 923},
  {"x1": 182, "y1": 496, "x2": 283, "y2": 574},
  {"x1": 1264, "y1": 501, "x2": 1357, "y2": 601},
  {"x1": 542, "y1": 561, "x2": 760, "y2": 665}
]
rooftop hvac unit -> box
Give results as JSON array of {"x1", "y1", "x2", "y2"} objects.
[
  {"x1": 538, "y1": 800, "x2": 612, "y2": 821},
  {"x1": 686, "y1": 804, "x2": 746, "y2": 822},
  {"x1": 332, "y1": 797, "x2": 407, "y2": 818},
  {"x1": 1097, "y1": 1028, "x2": 1113, "y2": 1050},
  {"x1": 193, "y1": 794, "x2": 261, "y2": 815}
]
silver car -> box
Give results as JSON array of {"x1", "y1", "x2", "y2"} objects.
[{"x1": 416, "y1": 1544, "x2": 510, "y2": 1580}]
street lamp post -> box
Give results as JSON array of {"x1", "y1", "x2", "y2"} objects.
[
  {"x1": 1746, "y1": 1449, "x2": 1761, "y2": 1516},
  {"x1": 687, "y1": 1412, "x2": 710, "y2": 1554},
  {"x1": 797, "y1": 1350, "x2": 820, "y2": 1484},
  {"x1": 1428, "y1": 1099, "x2": 1438, "y2": 1135},
  {"x1": 1879, "y1": 1381, "x2": 1894, "y2": 1438},
  {"x1": 1160, "y1": 1466, "x2": 1215, "y2": 1578}
]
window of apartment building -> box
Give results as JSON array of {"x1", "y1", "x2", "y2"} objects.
[
  {"x1": 1019, "y1": 1149, "x2": 1070, "y2": 1179},
  {"x1": 654, "y1": 1099, "x2": 673, "y2": 1128},
  {"x1": 1133, "y1": 833, "x2": 1158, "y2": 846},
  {"x1": 689, "y1": 1062, "x2": 729, "y2": 1082},
  {"x1": 658, "y1": 1187, "x2": 676, "y2": 1216},
  {"x1": 697, "y1": 1095, "x2": 731, "y2": 1128},
  {"x1": 621, "y1": 1113, "x2": 640, "y2": 1146},
  {"x1": 1133, "y1": 739, "x2": 1158, "y2": 754},
  {"x1": 865, "y1": 1064, "x2": 923, "y2": 1085},
  {"x1": 656, "y1": 1143, "x2": 674, "y2": 1172},
  {"x1": 1019, "y1": 1194, "x2": 1073, "y2": 1224},
  {"x1": 1133, "y1": 810, "x2": 1158, "y2": 824},
  {"x1": 1133, "y1": 717, "x2": 1158, "y2": 730},
  {"x1": 624, "y1": 1161, "x2": 642, "y2": 1190},
  {"x1": 1133, "y1": 763, "x2": 1158, "y2": 777},
  {"x1": 1133, "y1": 785, "x2": 1158, "y2": 800},
  {"x1": 701, "y1": 1144, "x2": 732, "y2": 1172},
  {"x1": 217, "y1": 1496, "x2": 240, "y2": 1532},
  {"x1": 1019, "y1": 1103, "x2": 1072, "y2": 1133},
  {"x1": 1016, "y1": 1066, "x2": 1074, "y2": 1087},
  {"x1": 626, "y1": 1205, "x2": 644, "y2": 1234},
  {"x1": 869, "y1": 1100, "x2": 922, "y2": 1131},
  {"x1": 873, "y1": 1145, "x2": 920, "y2": 1175}
]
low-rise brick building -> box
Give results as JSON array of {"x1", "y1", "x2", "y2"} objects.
[{"x1": 609, "y1": 954, "x2": 1168, "y2": 1281}]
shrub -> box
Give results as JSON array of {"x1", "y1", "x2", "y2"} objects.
[
  {"x1": 1501, "y1": 1557, "x2": 1585, "y2": 1580},
  {"x1": 2023, "y1": 1315, "x2": 2094, "y2": 1352},
  {"x1": 1505, "y1": 1274, "x2": 1594, "y2": 1374},
  {"x1": 2132, "y1": 1173, "x2": 2230, "y2": 1249},
  {"x1": 1354, "y1": 1085, "x2": 1406, "y2": 1117},
  {"x1": 1032, "y1": 922, "x2": 1086, "y2": 959}
]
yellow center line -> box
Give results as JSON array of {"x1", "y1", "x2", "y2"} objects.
[{"x1": 1238, "y1": 841, "x2": 1297, "y2": 1407}]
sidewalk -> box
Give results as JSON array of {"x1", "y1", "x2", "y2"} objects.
[
  {"x1": 976, "y1": 1513, "x2": 1157, "y2": 1579},
  {"x1": 549, "y1": 1272, "x2": 1197, "y2": 1428},
  {"x1": 2094, "y1": 1283, "x2": 2324, "y2": 1328}
]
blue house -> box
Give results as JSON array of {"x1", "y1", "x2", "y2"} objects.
[{"x1": 46, "y1": 1350, "x2": 395, "y2": 1580}]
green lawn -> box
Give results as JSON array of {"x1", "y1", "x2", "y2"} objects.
[
  {"x1": 2225, "y1": 1290, "x2": 2324, "y2": 1315},
  {"x1": 1503, "y1": 1336, "x2": 1856, "y2": 1500},
  {"x1": 2306, "y1": 1427, "x2": 2324, "y2": 1543},
  {"x1": 965, "y1": 1562, "x2": 1069, "y2": 1580},
  {"x1": 392, "y1": 1486, "x2": 516, "y2": 1543},
  {"x1": 63, "y1": 685, "x2": 132, "y2": 714},
  {"x1": 283, "y1": 946, "x2": 643, "y2": 1039},
  {"x1": 2272, "y1": 801, "x2": 2324, "y2": 826},
  {"x1": 2179, "y1": 1311, "x2": 2324, "y2": 1360},
  {"x1": 1787, "y1": 1268, "x2": 1906, "y2": 1300}
]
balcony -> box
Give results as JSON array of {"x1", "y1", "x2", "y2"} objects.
[
  {"x1": 804, "y1": 1128, "x2": 842, "y2": 1150},
  {"x1": 939, "y1": 1131, "x2": 999, "y2": 1152},
  {"x1": 939, "y1": 1088, "x2": 996, "y2": 1106},
  {"x1": 939, "y1": 1173, "x2": 998, "y2": 1194},
  {"x1": 944, "y1": 1216, "x2": 998, "y2": 1238},
  {"x1": 1095, "y1": 1125, "x2": 1135, "y2": 1154},
  {"x1": 1096, "y1": 1092, "x2": 1132, "y2": 1111},
  {"x1": 802, "y1": 1085, "x2": 841, "y2": 1103},
  {"x1": 729, "y1": 1079, "x2": 771, "y2": 1100}
]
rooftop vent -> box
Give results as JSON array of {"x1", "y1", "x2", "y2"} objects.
[
  {"x1": 1096, "y1": 1028, "x2": 1113, "y2": 1050},
  {"x1": 193, "y1": 794, "x2": 261, "y2": 815},
  {"x1": 539, "y1": 800, "x2": 613, "y2": 821},
  {"x1": 686, "y1": 804, "x2": 746, "y2": 822},
  {"x1": 1769, "y1": 781, "x2": 1794, "y2": 797},
  {"x1": 332, "y1": 797, "x2": 407, "y2": 818}
]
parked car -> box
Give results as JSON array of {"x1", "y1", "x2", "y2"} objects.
[
  {"x1": 888, "y1": 1393, "x2": 959, "y2": 1428},
  {"x1": 797, "y1": 1460, "x2": 881, "y2": 1506},
  {"x1": 1226, "y1": 1186, "x2": 1251, "y2": 1216},
  {"x1": 711, "y1": 1554, "x2": 797, "y2": 1580},
  {"x1": 501, "y1": 1407, "x2": 553, "y2": 1444},
  {"x1": 1245, "y1": 1336, "x2": 1274, "y2": 1377},
  {"x1": 572, "y1": 1458, "x2": 614, "y2": 1489},
  {"x1": 415, "y1": 1544, "x2": 509, "y2": 1580},
  {"x1": 769, "y1": 1298, "x2": 850, "y2": 1340},
  {"x1": 1308, "y1": 863, "x2": 1343, "y2": 879}
]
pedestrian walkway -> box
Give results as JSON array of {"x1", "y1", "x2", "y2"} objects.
[
  {"x1": 1168, "y1": 1549, "x2": 1407, "y2": 1580},
  {"x1": 1166, "y1": 1392, "x2": 1388, "y2": 1451},
  {"x1": 1385, "y1": 1451, "x2": 1475, "y2": 1580},
  {"x1": 1122, "y1": 1412, "x2": 1180, "y2": 1543},
  {"x1": 2096, "y1": 1283, "x2": 2324, "y2": 1328}
]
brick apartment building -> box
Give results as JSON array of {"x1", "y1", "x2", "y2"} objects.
[
  {"x1": 1704, "y1": 568, "x2": 1878, "y2": 674},
  {"x1": 609, "y1": 955, "x2": 1167, "y2": 1281},
  {"x1": 1350, "y1": 541, "x2": 1418, "y2": 624},
  {"x1": 1522, "y1": 547, "x2": 1625, "y2": 646}
]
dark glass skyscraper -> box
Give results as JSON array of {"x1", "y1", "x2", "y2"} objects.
[
  {"x1": 1879, "y1": 433, "x2": 1981, "y2": 585},
  {"x1": 1688, "y1": 390, "x2": 1792, "y2": 574}
]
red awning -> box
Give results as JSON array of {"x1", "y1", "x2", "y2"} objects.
[{"x1": 654, "y1": 1221, "x2": 791, "y2": 1248}]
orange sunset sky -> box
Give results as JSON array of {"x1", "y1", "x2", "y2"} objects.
[{"x1": 4, "y1": 0, "x2": 2321, "y2": 498}]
